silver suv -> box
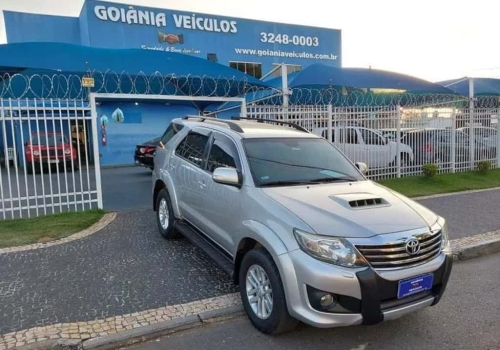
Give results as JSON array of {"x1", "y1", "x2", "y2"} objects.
[{"x1": 152, "y1": 116, "x2": 453, "y2": 335}]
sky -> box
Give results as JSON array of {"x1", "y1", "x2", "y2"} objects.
[{"x1": 0, "y1": 0, "x2": 499, "y2": 82}]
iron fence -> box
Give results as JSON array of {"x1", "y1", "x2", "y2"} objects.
[
  {"x1": 246, "y1": 104, "x2": 500, "y2": 180},
  {"x1": 1, "y1": 70, "x2": 499, "y2": 219},
  {"x1": 0, "y1": 98, "x2": 99, "y2": 220}
]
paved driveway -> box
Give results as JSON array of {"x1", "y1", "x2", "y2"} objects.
[
  {"x1": 102, "y1": 166, "x2": 152, "y2": 212},
  {"x1": 0, "y1": 209, "x2": 236, "y2": 334}
]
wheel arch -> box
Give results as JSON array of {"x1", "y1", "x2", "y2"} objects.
[
  {"x1": 233, "y1": 220, "x2": 289, "y2": 286},
  {"x1": 152, "y1": 177, "x2": 181, "y2": 218}
]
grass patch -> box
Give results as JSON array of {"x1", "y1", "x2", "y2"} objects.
[
  {"x1": 378, "y1": 169, "x2": 500, "y2": 198},
  {"x1": 0, "y1": 209, "x2": 105, "y2": 248}
]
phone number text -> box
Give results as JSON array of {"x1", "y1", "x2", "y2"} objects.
[{"x1": 260, "y1": 32, "x2": 319, "y2": 47}]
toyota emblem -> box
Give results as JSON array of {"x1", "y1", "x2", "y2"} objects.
[{"x1": 405, "y1": 238, "x2": 421, "y2": 255}]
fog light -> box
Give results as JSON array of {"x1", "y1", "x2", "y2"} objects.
[{"x1": 320, "y1": 294, "x2": 337, "y2": 309}]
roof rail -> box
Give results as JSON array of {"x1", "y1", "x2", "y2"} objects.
[
  {"x1": 181, "y1": 115, "x2": 244, "y2": 133},
  {"x1": 230, "y1": 116, "x2": 309, "y2": 133}
]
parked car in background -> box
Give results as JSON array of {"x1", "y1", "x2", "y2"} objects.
[
  {"x1": 134, "y1": 137, "x2": 161, "y2": 170},
  {"x1": 25, "y1": 132, "x2": 78, "y2": 173},
  {"x1": 457, "y1": 126, "x2": 497, "y2": 159},
  {"x1": 379, "y1": 128, "x2": 418, "y2": 142},
  {"x1": 312, "y1": 125, "x2": 414, "y2": 169},
  {"x1": 151, "y1": 116, "x2": 453, "y2": 335},
  {"x1": 401, "y1": 128, "x2": 492, "y2": 167}
]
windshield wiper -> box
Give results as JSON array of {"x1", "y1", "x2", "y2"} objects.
[
  {"x1": 309, "y1": 176, "x2": 358, "y2": 183},
  {"x1": 260, "y1": 180, "x2": 322, "y2": 187}
]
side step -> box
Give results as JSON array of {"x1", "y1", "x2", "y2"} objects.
[{"x1": 173, "y1": 221, "x2": 234, "y2": 278}]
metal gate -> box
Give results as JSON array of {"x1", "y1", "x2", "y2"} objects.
[{"x1": 0, "y1": 98, "x2": 101, "y2": 220}]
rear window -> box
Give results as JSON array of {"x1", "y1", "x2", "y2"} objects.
[{"x1": 160, "y1": 122, "x2": 184, "y2": 146}]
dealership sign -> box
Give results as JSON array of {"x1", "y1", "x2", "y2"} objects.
[{"x1": 93, "y1": 5, "x2": 238, "y2": 33}]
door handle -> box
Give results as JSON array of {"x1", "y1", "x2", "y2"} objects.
[{"x1": 198, "y1": 180, "x2": 206, "y2": 188}]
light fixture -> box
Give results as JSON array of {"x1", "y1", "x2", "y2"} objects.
[{"x1": 135, "y1": 102, "x2": 139, "y2": 106}]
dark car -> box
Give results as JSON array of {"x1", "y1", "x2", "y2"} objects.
[
  {"x1": 401, "y1": 128, "x2": 492, "y2": 169},
  {"x1": 134, "y1": 137, "x2": 160, "y2": 170}
]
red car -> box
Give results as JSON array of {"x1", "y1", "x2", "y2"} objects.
[{"x1": 25, "y1": 132, "x2": 78, "y2": 173}]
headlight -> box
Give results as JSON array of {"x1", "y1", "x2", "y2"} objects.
[
  {"x1": 33, "y1": 151, "x2": 40, "y2": 156},
  {"x1": 433, "y1": 216, "x2": 450, "y2": 251},
  {"x1": 64, "y1": 149, "x2": 71, "y2": 155},
  {"x1": 439, "y1": 219, "x2": 450, "y2": 250},
  {"x1": 293, "y1": 229, "x2": 368, "y2": 268}
]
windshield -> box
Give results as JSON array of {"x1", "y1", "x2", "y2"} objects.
[
  {"x1": 32, "y1": 134, "x2": 69, "y2": 146},
  {"x1": 242, "y1": 137, "x2": 365, "y2": 187}
]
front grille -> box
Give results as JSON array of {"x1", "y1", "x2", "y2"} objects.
[
  {"x1": 355, "y1": 230, "x2": 442, "y2": 270},
  {"x1": 40, "y1": 149, "x2": 66, "y2": 157}
]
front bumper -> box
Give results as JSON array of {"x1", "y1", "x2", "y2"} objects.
[{"x1": 277, "y1": 248, "x2": 453, "y2": 328}]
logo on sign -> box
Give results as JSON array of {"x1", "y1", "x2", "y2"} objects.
[{"x1": 405, "y1": 238, "x2": 421, "y2": 255}]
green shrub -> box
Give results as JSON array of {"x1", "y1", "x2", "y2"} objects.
[
  {"x1": 422, "y1": 163, "x2": 438, "y2": 177},
  {"x1": 477, "y1": 160, "x2": 491, "y2": 173}
]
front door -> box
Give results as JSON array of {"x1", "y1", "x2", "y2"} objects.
[
  {"x1": 195, "y1": 131, "x2": 244, "y2": 253},
  {"x1": 358, "y1": 127, "x2": 392, "y2": 168},
  {"x1": 333, "y1": 127, "x2": 366, "y2": 165}
]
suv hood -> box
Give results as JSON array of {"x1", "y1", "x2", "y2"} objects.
[{"x1": 261, "y1": 180, "x2": 438, "y2": 238}]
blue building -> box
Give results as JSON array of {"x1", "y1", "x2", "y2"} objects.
[
  {"x1": 3, "y1": 0, "x2": 342, "y2": 79},
  {"x1": 1, "y1": 1, "x2": 342, "y2": 167}
]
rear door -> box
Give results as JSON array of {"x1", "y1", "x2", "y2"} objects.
[{"x1": 171, "y1": 127, "x2": 212, "y2": 227}]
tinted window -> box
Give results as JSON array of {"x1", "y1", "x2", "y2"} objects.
[
  {"x1": 206, "y1": 135, "x2": 239, "y2": 173},
  {"x1": 243, "y1": 137, "x2": 365, "y2": 187},
  {"x1": 175, "y1": 132, "x2": 209, "y2": 167},
  {"x1": 456, "y1": 131, "x2": 469, "y2": 144},
  {"x1": 359, "y1": 128, "x2": 385, "y2": 145},
  {"x1": 160, "y1": 122, "x2": 184, "y2": 146},
  {"x1": 474, "y1": 128, "x2": 496, "y2": 138},
  {"x1": 32, "y1": 134, "x2": 68, "y2": 145},
  {"x1": 437, "y1": 131, "x2": 450, "y2": 142},
  {"x1": 332, "y1": 128, "x2": 358, "y2": 144}
]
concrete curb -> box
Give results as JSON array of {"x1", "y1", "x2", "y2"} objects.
[
  {"x1": 81, "y1": 305, "x2": 245, "y2": 350},
  {"x1": 451, "y1": 230, "x2": 500, "y2": 261},
  {"x1": 412, "y1": 186, "x2": 500, "y2": 201}
]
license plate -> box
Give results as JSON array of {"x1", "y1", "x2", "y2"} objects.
[
  {"x1": 397, "y1": 273, "x2": 434, "y2": 299},
  {"x1": 48, "y1": 160, "x2": 59, "y2": 164}
]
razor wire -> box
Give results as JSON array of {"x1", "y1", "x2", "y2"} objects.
[{"x1": 2, "y1": 70, "x2": 498, "y2": 108}]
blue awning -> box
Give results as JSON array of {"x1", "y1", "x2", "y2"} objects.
[
  {"x1": 289, "y1": 64, "x2": 456, "y2": 94},
  {"x1": 438, "y1": 77, "x2": 500, "y2": 96},
  {"x1": 0, "y1": 42, "x2": 271, "y2": 109}
]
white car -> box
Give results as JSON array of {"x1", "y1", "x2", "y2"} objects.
[{"x1": 312, "y1": 126, "x2": 414, "y2": 169}]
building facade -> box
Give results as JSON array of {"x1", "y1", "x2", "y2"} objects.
[
  {"x1": 3, "y1": 0, "x2": 342, "y2": 79},
  {"x1": 1, "y1": 1, "x2": 342, "y2": 167}
]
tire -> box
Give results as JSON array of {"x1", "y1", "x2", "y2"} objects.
[
  {"x1": 65, "y1": 161, "x2": 79, "y2": 171},
  {"x1": 239, "y1": 248, "x2": 299, "y2": 335},
  {"x1": 155, "y1": 188, "x2": 181, "y2": 239}
]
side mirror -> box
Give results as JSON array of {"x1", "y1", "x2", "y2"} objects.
[
  {"x1": 212, "y1": 167, "x2": 241, "y2": 187},
  {"x1": 355, "y1": 162, "x2": 368, "y2": 175},
  {"x1": 24, "y1": 141, "x2": 29, "y2": 147}
]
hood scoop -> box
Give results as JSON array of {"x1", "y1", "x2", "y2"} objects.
[
  {"x1": 329, "y1": 193, "x2": 389, "y2": 209},
  {"x1": 349, "y1": 197, "x2": 384, "y2": 208}
]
